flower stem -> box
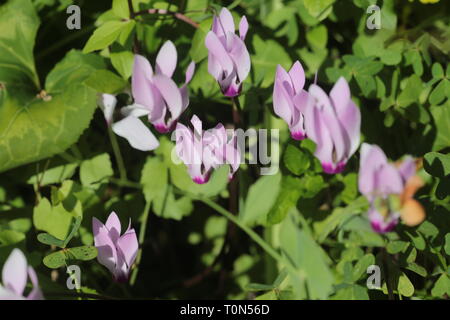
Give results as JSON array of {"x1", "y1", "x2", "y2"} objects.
[
  {"x1": 108, "y1": 127, "x2": 127, "y2": 182},
  {"x1": 199, "y1": 197, "x2": 285, "y2": 265},
  {"x1": 134, "y1": 9, "x2": 199, "y2": 28},
  {"x1": 129, "y1": 200, "x2": 152, "y2": 286}
]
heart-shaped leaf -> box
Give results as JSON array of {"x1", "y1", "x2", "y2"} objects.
[{"x1": 0, "y1": 0, "x2": 101, "y2": 173}]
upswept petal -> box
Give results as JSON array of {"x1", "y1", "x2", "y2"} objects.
[
  {"x1": 358, "y1": 143, "x2": 388, "y2": 197},
  {"x1": 205, "y1": 31, "x2": 234, "y2": 78},
  {"x1": 288, "y1": 61, "x2": 305, "y2": 93},
  {"x1": 152, "y1": 74, "x2": 183, "y2": 120},
  {"x1": 156, "y1": 40, "x2": 177, "y2": 78},
  {"x1": 2, "y1": 248, "x2": 27, "y2": 296},
  {"x1": 26, "y1": 267, "x2": 43, "y2": 300},
  {"x1": 132, "y1": 55, "x2": 154, "y2": 108},
  {"x1": 116, "y1": 228, "x2": 138, "y2": 269},
  {"x1": 92, "y1": 217, "x2": 117, "y2": 276},
  {"x1": 239, "y1": 16, "x2": 248, "y2": 40}
]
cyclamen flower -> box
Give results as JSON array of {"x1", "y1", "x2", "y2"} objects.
[
  {"x1": 0, "y1": 249, "x2": 43, "y2": 300},
  {"x1": 130, "y1": 40, "x2": 195, "y2": 133},
  {"x1": 273, "y1": 61, "x2": 309, "y2": 140},
  {"x1": 205, "y1": 7, "x2": 250, "y2": 97},
  {"x1": 359, "y1": 143, "x2": 426, "y2": 233},
  {"x1": 175, "y1": 115, "x2": 240, "y2": 184},
  {"x1": 98, "y1": 94, "x2": 160, "y2": 152},
  {"x1": 304, "y1": 77, "x2": 361, "y2": 174},
  {"x1": 92, "y1": 212, "x2": 139, "y2": 282}
]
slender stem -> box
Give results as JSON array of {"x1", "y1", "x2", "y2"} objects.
[
  {"x1": 127, "y1": 0, "x2": 135, "y2": 18},
  {"x1": 231, "y1": 96, "x2": 242, "y2": 129},
  {"x1": 129, "y1": 200, "x2": 152, "y2": 285},
  {"x1": 109, "y1": 178, "x2": 142, "y2": 189},
  {"x1": 134, "y1": 9, "x2": 199, "y2": 28},
  {"x1": 108, "y1": 127, "x2": 127, "y2": 182},
  {"x1": 199, "y1": 197, "x2": 285, "y2": 265}
]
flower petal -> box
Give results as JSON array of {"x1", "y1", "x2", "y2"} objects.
[
  {"x1": 358, "y1": 143, "x2": 388, "y2": 197},
  {"x1": 156, "y1": 40, "x2": 177, "y2": 78},
  {"x1": 105, "y1": 211, "x2": 121, "y2": 242},
  {"x1": 132, "y1": 55, "x2": 154, "y2": 108},
  {"x1": 117, "y1": 228, "x2": 138, "y2": 269},
  {"x1": 288, "y1": 61, "x2": 305, "y2": 94},
  {"x1": 2, "y1": 249, "x2": 27, "y2": 296},
  {"x1": 112, "y1": 116, "x2": 160, "y2": 151},
  {"x1": 205, "y1": 31, "x2": 234, "y2": 78},
  {"x1": 151, "y1": 74, "x2": 183, "y2": 120},
  {"x1": 239, "y1": 16, "x2": 248, "y2": 40},
  {"x1": 98, "y1": 94, "x2": 117, "y2": 125},
  {"x1": 92, "y1": 217, "x2": 117, "y2": 276},
  {"x1": 26, "y1": 267, "x2": 43, "y2": 300}
]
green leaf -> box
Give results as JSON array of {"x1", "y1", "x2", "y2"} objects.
[
  {"x1": 26, "y1": 163, "x2": 78, "y2": 186},
  {"x1": 352, "y1": 254, "x2": 375, "y2": 282},
  {"x1": 432, "y1": 274, "x2": 450, "y2": 297},
  {"x1": 397, "y1": 272, "x2": 414, "y2": 297},
  {"x1": 283, "y1": 144, "x2": 311, "y2": 176},
  {"x1": 0, "y1": 5, "x2": 98, "y2": 173},
  {"x1": 432, "y1": 63, "x2": 444, "y2": 78},
  {"x1": 80, "y1": 153, "x2": 114, "y2": 187},
  {"x1": 84, "y1": 69, "x2": 128, "y2": 94},
  {"x1": 445, "y1": 234, "x2": 450, "y2": 256},
  {"x1": 0, "y1": 230, "x2": 25, "y2": 246},
  {"x1": 429, "y1": 79, "x2": 449, "y2": 105},
  {"x1": 112, "y1": 0, "x2": 129, "y2": 19},
  {"x1": 0, "y1": 0, "x2": 40, "y2": 91},
  {"x1": 303, "y1": 0, "x2": 335, "y2": 19},
  {"x1": 267, "y1": 176, "x2": 303, "y2": 225},
  {"x1": 240, "y1": 172, "x2": 282, "y2": 226},
  {"x1": 280, "y1": 215, "x2": 334, "y2": 299},
  {"x1": 33, "y1": 198, "x2": 73, "y2": 240},
  {"x1": 37, "y1": 233, "x2": 65, "y2": 247},
  {"x1": 66, "y1": 245, "x2": 97, "y2": 261},
  {"x1": 424, "y1": 152, "x2": 450, "y2": 177},
  {"x1": 43, "y1": 250, "x2": 66, "y2": 269},
  {"x1": 387, "y1": 240, "x2": 409, "y2": 254},
  {"x1": 332, "y1": 284, "x2": 369, "y2": 300},
  {"x1": 397, "y1": 74, "x2": 423, "y2": 108},
  {"x1": 141, "y1": 157, "x2": 168, "y2": 203},
  {"x1": 110, "y1": 49, "x2": 134, "y2": 80},
  {"x1": 252, "y1": 35, "x2": 291, "y2": 88},
  {"x1": 431, "y1": 102, "x2": 450, "y2": 151},
  {"x1": 189, "y1": 19, "x2": 212, "y2": 62},
  {"x1": 83, "y1": 20, "x2": 133, "y2": 53}
]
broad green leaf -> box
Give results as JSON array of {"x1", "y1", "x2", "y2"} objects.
[
  {"x1": 189, "y1": 18, "x2": 212, "y2": 62},
  {"x1": 240, "y1": 172, "x2": 281, "y2": 226},
  {"x1": 332, "y1": 284, "x2": 369, "y2": 300},
  {"x1": 280, "y1": 215, "x2": 334, "y2": 299},
  {"x1": 26, "y1": 163, "x2": 78, "y2": 186},
  {"x1": 387, "y1": 240, "x2": 409, "y2": 254},
  {"x1": 66, "y1": 245, "x2": 98, "y2": 261},
  {"x1": 352, "y1": 254, "x2": 375, "y2": 282},
  {"x1": 252, "y1": 35, "x2": 290, "y2": 88},
  {"x1": 267, "y1": 175, "x2": 303, "y2": 225},
  {"x1": 141, "y1": 157, "x2": 168, "y2": 203},
  {"x1": 0, "y1": 3, "x2": 98, "y2": 173},
  {"x1": 283, "y1": 144, "x2": 310, "y2": 176},
  {"x1": 83, "y1": 20, "x2": 134, "y2": 53},
  {"x1": 303, "y1": 0, "x2": 335, "y2": 19},
  {"x1": 432, "y1": 273, "x2": 450, "y2": 297},
  {"x1": 43, "y1": 250, "x2": 66, "y2": 269},
  {"x1": 398, "y1": 273, "x2": 414, "y2": 297},
  {"x1": 397, "y1": 74, "x2": 423, "y2": 108},
  {"x1": 37, "y1": 233, "x2": 65, "y2": 247},
  {"x1": 0, "y1": 230, "x2": 25, "y2": 246},
  {"x1": 0, "y1": 0, "x2": 40, "y2": 91},
  {"x1": 429, "y1": 79, "x2": 449, "y2": 105},
  {"x1": 112, "y1": 0, "x2": 130, "y2": 19},
  {"x1": 84, "y1": 69, "x2": 128, "y2": 94},
  {"x1": 430, "y1": 102, "x2": 450, "y2": 151},
  {"x1": 80, "y1": 153, "x2": 114, "y2": 187},
  {"x1": 110, "y1": 49, "x2": 134, "y2": 80}
]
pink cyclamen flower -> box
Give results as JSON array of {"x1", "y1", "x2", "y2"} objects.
[
  {"x1": 92, "y1": 212, "x2": 139, "y2": 282},
  {"x1": 0, "y1": 249, "x2": 43, "y2": 300},
  {"x1": 175, "y1": 115, "x2": 240, "y2": 184},
  {"x1": 205, "y1": 7, "x2": 250, "y2": 97},
  {"x1": 130, "y1": 40, "x2": 195, "y2": 133},
  {"x1": 273, "y1": 61, "x2": 309, "y2": 140},
  {"x1": 98, "y1": 94, "x2": 160, "y2": 152},
  {"x1": 358, "y1": 143, "x2": 425, "y2": 233},
  {"x1": 304, "y1": 77, "x2": 361, "y2": 174}
]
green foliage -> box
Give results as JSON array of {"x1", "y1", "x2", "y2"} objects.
[{"x1": 0, "y1": 0, "x2": 448, "y2": 301}]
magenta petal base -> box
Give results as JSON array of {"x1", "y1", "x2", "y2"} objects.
[
  {"x1": 370, "y1": 219, "x2": 397, "y2": 234},
  {"x1": 222, "y1": 85, "x2": 241, "y2": 97},
  {"x1": 291, "y1": 131, "x2": 306, "y2": 141},
  {"x1": 322, "y1": 162, "x2": 346, "y2": 174},
  {"x1": 193, "y1": 176, "x2": 209, "y2": 184},
  {"x1": 154, "y1": 121, "x2": 177, "y2": 134}
]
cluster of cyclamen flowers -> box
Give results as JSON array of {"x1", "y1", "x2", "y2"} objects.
[{"x1": 1, "y1": 7, "x2": 428, "y2": 300}]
